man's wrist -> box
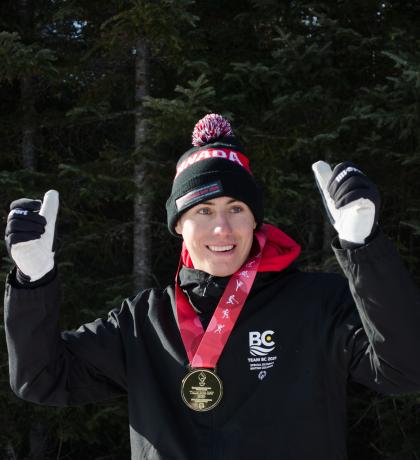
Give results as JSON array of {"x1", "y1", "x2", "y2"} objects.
[
  {"x1": 15, "y1": 265, "x2": 57, "y2": 288},
  {"x1": 338, "y1": 225, "x2": 380, "y2": 250}
]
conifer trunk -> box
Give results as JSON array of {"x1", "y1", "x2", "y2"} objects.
[
  {"x1": 5, "y1": 443, "x2": 17, "y2": 460},
  {"x1": 133, "y1": 39, "x2": 151, "y2": 292},
  {"x1": 28, "y1": 421, "x2": 48, "y2": 460},
  {"x1": 18, "y1": 0, "x2": 37, "y2": 171},
  {"x1": 21, "y1": 75, "x2": 36, "y2": 170}
]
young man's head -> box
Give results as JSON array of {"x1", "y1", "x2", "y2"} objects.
[
  {"x1": 166, "y1": 114, "x2": 263, "y2": 276},
  {"x1": 175, "y1": 196, "x2": 256, "y2": 276}
]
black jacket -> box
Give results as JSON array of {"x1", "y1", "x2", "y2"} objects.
[{"x1": 4, "y1": 231, "x2": 420, "y2": 460}]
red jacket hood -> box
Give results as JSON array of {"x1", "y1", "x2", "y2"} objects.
[{"x1": 181, "y1": 223, "x2": 301, "y2": 272}]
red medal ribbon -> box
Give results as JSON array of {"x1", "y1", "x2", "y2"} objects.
[{"x1": 175, "y1": 227, "x2": 268, "y2": 369}]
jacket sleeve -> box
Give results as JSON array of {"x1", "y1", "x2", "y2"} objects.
[
  {"x1": 4, "y1": 268, "x2": 128, "y2": 406},
  {"x1": 331, "y1": 229, "x2": 420, "y2": 394}
]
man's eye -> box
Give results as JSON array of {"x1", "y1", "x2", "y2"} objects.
[
  {"x1": 198, "y1": 207, "x2": 211, "y2": 215},
  {"x1": 231, "y1": 206, "x2": 243, "y2": 213}
]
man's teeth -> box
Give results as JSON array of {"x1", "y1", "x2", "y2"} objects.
[{"x1": 208, "y1": 245, "x2": 234, "y2": 252}]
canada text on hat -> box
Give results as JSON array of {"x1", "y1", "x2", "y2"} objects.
[{"x1": 175, "y1": 148, "x2": 251, "y2": 178}]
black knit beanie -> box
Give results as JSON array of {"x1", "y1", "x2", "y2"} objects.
[{"x1": 166, "y1": 114, "x2": 264, "y2": 236}]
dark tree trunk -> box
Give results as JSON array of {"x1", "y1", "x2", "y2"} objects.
[
  {"x1": 5, "y1": 443, "x2": 18, "y2": 460},
  {"x1": 20, "y1": 75, "x2": 37, "y2": 170},
  {"x1": 133, "y1": 38, "x2": 152, "y2": 292},
  {"x1": 18, "y1": 0, "x2": 37, "y2": 171},
  {"x1": 27, "y1": 422, "x2": 48, "y2": 460}
]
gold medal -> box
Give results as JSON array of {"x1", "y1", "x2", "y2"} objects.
[{"x1": 181, "y1": 368, "x2": 223, "y2": 412}]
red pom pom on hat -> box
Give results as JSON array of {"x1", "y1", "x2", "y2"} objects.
[{"x1": 192, "y1": 113, "x2": 233, "y2": 147}]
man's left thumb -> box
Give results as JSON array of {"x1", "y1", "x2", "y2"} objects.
[{"x1": 312, "y1": 161, "x2": 332, "y2": 194}]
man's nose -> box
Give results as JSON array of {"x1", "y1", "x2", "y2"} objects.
[{"x1": 212, "y1": 212, "x2": 232, "y2": 235}]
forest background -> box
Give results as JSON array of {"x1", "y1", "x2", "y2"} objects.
[{"x1": 1, "y1": 0, "x2": 420, "y2": 459}]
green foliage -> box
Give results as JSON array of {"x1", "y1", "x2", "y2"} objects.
[
  {"x1": 100, "y1": 0, "x2": 198, "y2": 61},
  {"x1": 143, "y1": 74, "x2": 216, "y2": 144},
  {"x1": 0, "y1": 32, "x2": 57, "y2": 81}
]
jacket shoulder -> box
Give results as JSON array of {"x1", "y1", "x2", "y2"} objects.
[{"x1": 121, "y1": 285, "x2": 174, "y2": 320}]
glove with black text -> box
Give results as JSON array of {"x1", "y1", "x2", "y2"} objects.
[
  {"x1": 312, "y1": 161, "x2": 380, "y2": 248},
  {"x1": 5, "y1": 190, "x2": 59, "y2": 283}
]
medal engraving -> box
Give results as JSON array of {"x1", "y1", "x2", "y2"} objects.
[{"x1": 181, "y1": 369, "x2": 223, "y2": 411}]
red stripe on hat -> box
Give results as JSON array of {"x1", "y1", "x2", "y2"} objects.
[{"x1": 175, "y1": 148, "x2": 251, "y2": 178}]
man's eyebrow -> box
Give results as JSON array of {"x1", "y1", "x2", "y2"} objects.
[{"x1": 199, "y1": 199, "x2": 239, "y2": 206}]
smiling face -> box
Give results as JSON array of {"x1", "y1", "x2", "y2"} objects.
[{"x1": 175, "y1": 196, "x2": 257, "y2": 276}]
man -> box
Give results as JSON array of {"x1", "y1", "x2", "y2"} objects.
[{"x1": 4, "y1": 114, "x2": 420, "y2": 459}]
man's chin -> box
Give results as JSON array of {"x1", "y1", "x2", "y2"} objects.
[{"x1": 203, "y1": 262, "x2": 241, "y2": 277}]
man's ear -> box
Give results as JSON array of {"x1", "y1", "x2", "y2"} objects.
[{"x1": 175, "y1": 220, "x2": 182, "y2": 236}]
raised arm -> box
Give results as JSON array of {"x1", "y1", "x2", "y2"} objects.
[
  {"x1": 4, "y1": 191, "x2": 127, "y2": 406},
  {"x1": 313, "y1": 162, "x2": 420, "y2": 393}
]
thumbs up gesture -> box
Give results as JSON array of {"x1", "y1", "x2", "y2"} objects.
[
  {"x1": 312, "y1": 161, "x2": 380, "y2": 246},
  {"x1": 5, "y1": 190, "x2": 59, "y2": 282}
]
